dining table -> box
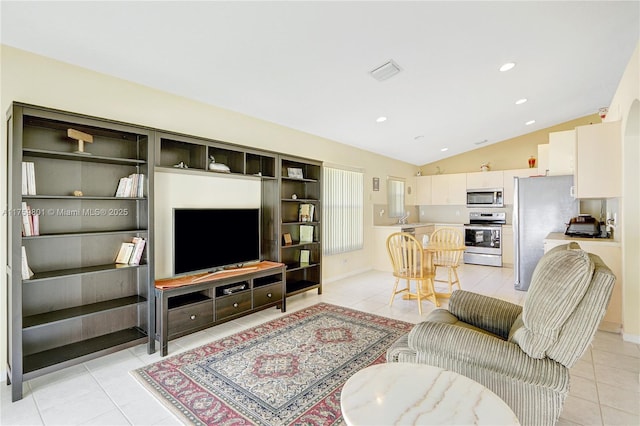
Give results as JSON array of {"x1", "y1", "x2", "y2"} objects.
[{"x1": 403, "y1": 241, "x2": 466, "y2": 302}]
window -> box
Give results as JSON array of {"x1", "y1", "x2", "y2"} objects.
[
  {"x1": 323, "y1": 166, "x2": 364, "y2": 255},
  {"x1": 387, "y1": 176, "x2": 406, "y2": 218}
]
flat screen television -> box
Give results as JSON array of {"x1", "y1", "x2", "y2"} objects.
[{"x1": 173, "y1": 208, "x2": 260, "y2": 275}]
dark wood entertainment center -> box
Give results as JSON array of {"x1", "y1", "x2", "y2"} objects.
[
  {"x1": 6, "y1": 103, "x2": 322, "y2": 401},
  {"x1": 155, "y1": 261, "x2": 286, "y2": 356}
]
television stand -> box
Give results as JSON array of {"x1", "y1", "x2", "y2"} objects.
[{"x1": 155, "y1": 261, "x2": 286, "y2": 356}]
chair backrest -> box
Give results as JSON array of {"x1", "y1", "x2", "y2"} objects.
[
  {"x1": 430, "y1": 227, "x2": 464, "y2": 267},
  {"x1": 386, "y1": 232, "x2": 427, "y2": 279},
  {"x1": 508, "y1": 242, "x2": 615, "y2": 367}
]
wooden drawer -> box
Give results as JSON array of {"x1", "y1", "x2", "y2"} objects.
[
  {"x1": 168, "y1": 299, "x2": 213, "y2": 337},
  {"x1": 254, "y1": 283, "x2": 283, "y2": 308},
  {"x1": 216, "y1": 292, "x2": 251, "y2": 321}
]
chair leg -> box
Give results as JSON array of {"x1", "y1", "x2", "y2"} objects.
[
  {"x1": 389, "y1": 277, "x2": 401, "y2": 306},
  {"x1": 452, "y1": 267, "x2": 460, "y2": 291},
  {"x1": 415, "y1": 279, "x2": 423, "y2": 316}
]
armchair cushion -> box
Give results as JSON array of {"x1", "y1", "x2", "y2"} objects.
[
  {"x1": 508, "y1": 243, "x2": 595, "y2": 361},
  {"x1": 406, "y1": 321, "x2": 568, "y2": 393},
  {"x1": 448, "y1": 290, "x2": 522, "y2": 339}
]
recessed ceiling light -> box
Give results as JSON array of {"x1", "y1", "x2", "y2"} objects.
[
  {"x1": 440, "y1": 148, "x2": 448, "y2": 152},
  {"x1": 376, "y1": 116, "x2": 387, "y2": 123},
  {"x1": 499, "y1": 62, "x2": 516, "y2": 72},
  {"x1": 525, "y1": 120, "x2": 536, "y2": 126},
  {"x1": 515, "y1": 98, "x2": 528, "y2": 105}
]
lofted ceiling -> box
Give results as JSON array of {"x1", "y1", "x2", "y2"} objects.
[{"x1": 1, "y1": 1, "x2": 638, "y2": 166}]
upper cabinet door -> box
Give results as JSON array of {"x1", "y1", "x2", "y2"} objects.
[
  {"x1": 575, "y1": 121, "x2": 621, "y2": 199},
  {"x1": 416, "y1": 175, "x2": 432, "y2": 205},
  {"x1": 466, "y1": 171, "x2": 504, "y2": 190},
  {"x1": 548, "y1": 130, "x2": 575, "y2": 176},
  {"x1": 431, "y1": 173, "x2": 466, "y2": 205}
]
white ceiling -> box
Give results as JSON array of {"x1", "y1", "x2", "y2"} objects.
[{"x1": 1, "y1": 1, "x2": 638, "y2": 165}]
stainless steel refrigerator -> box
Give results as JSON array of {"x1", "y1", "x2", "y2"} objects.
[{"x1": 513, "y1": 175, "x2": 579, "y2": 291}]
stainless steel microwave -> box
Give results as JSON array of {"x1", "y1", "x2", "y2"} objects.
[{"x1": 466, "y1": 188, "x2": 504, "y2": 207}]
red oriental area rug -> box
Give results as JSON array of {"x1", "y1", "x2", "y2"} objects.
[{"x1": 132, "y1": 303, "x2": 412, "y2": 425}]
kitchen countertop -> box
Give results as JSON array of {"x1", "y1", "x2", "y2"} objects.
[
  {"x1": 545, "y1": 232, "x2": 621, "y2": 247},
  {"x1": 373, "y1": 222, "x2": 464, "y2": 229}
]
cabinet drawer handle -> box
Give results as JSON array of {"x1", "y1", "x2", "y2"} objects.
[
  {"x1": 190, "y1": 314, "x2": 197, "y2": 320},
  {"x1": 233, "y1": 302, "x2": 239, "y2": 308},
  {"x1": 267, "y1": 293, "x2": 272, "y2": 298}
]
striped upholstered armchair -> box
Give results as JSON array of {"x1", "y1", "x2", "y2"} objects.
[{"x1": 386, "y1": 242, "x2": 615, "y2": 426}]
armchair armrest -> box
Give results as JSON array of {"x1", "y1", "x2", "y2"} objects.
[
  {"x1": 407, "y1": 321, "x2": 567, "y2": 392},
  {"x1": 448, "y1": 290, "x2": 523, "y2": 339}
]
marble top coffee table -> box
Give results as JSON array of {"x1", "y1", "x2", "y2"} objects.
[{"x1": 340, "y1": 363, "x2": 520, "y2": 425}]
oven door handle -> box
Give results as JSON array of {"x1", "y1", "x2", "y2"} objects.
[{"x1": 464, "y1": 225, "x2": 503, "y2": 231}]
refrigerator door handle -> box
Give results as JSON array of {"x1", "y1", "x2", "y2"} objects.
[{"x1": 513, "y1": 176, "x2": 520, "y2": 287}]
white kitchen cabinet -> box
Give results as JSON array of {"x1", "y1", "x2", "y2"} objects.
[
  {"x1": 537, "y1": 144, "x2": 549, "y2": 176},
  {"x1": 373, "y1": 226, "x2": 402, "y2": 272},
  {"x1": 466, "y1": 170, "x2": 504, "y2": 190},
  {"x1": 501, "y1": 225, "x2": 514, "y2": 266},
  {"x1": 574, "y1": 121, "x2": 621, "y2": 198},
  {"x1": 431, "y1": 173, "x2": 466, "y2": 205},
  {"x1": 502, "y1": 168, "x2": 534, "y2": 205},
  {"x1": 544, "y1": 234, "x2": 622, "y2": 332},
  {"x1": 416, "y1": 175, "x2": 432, "y2": 205},
  {"x1": 406, "y1": 176, "x2": 417, "y2": 206},
  {"x1": 548, "y1": 130, "x2": 575, "y2": 176}
]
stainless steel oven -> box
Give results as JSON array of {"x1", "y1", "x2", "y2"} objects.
[{"x1": 464, "y1": 212, "x2": 506, "y2": 267}]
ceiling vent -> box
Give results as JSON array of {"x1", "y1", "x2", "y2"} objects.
[{"x1": 370, "y1": 60, "x2": 402, "y2": 81}]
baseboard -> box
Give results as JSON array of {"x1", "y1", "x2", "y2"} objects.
[
  {"x1": 622, "y1": 332, "x2": 640, "y2": 344},
  {"x1": 598, "y1": 320, "x2": 623, "y2": 334},
  {"x1": 324, "y1": 267, "x2": 372, "y2": 284}
]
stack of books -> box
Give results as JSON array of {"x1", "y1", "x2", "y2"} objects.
[
  {"x1": 21, "y1": 161, "x2": 36, "y2": 195},
  {"x1": 115, "y1": 173, "x2": 145, "y2": 197},
  {"x1": 115, "y1": 237, "x2": 146, "y2": 265},
  {"x1": 21, "y1": 246, "x2": 34, "y2": 280},
  {"x1": 298, "y1": 203, "x2": 315, "y2": 222},
  {"x1": 20, "y1": 202, "x2": 39, "y2": 237}
]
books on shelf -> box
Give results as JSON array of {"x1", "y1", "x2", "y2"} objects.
[
  {"x1": 299, "y1": 225, "x2": 314, "y2": 243},
  {"x1": 115, "y1": 237, "x2": 146, "y2": 265},
  {"x1": 129, "y1": 237, "x2": 146, "y2": 265},
  {"x1": 20, "y1": 202, "x2": 39, "y2": 237},
  {"x1": 21, "y1": 246, "x2": 34, "y2": 280},
  {"x1": 21, "y1": 161, "x2": 36, "y2": 195},
  {"x1": 298, "y1": 203, "x2": 314, "y2": 222},
  {"x1": 299, "y1": 249, "x2": 310, "y2": 265},
  {"x1": 115, "y1": 173, "x2": 144, "y2": 197}
]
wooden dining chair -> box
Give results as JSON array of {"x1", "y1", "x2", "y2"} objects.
[
  {"x1": 386, "y1": 232, "x2": 439, "y2": 314},
  {"x1": 429, "y1": 227, "x2": 464, "y2": 294}
]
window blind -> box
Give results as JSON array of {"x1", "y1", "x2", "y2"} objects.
[{"x1": 322, "y1": 166, "x2": 364, "y2": 255}]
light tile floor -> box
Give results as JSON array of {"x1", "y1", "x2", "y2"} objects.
[{"x1": 2, "y1": 264, "x2": 639, "y2": 425}]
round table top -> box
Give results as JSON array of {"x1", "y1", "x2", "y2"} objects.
[{"x1": 340, "y1": 363, "x2": 520, "y2": 426}]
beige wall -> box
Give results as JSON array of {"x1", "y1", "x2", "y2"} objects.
[
  {"x1": 605, "y1": 42, "x2": 640, "y2": 341},
  {"x1": 0, "y1": 45, "x2": 417, "y2": 377},
  {"x1": 421, "y1": 114, "x2": 601, "y2": 175}
]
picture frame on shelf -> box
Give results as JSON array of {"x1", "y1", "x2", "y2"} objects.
[
  {"x1": 283, "y1": 233, "x2": 293, "y2": 245},
  {"x1": 287, "y1": 167, "x2": 304, "y2": 179}
]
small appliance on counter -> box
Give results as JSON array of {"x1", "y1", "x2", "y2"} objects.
[{"x1": 565, "y1": 215, "x2": 602, "y2": 237}]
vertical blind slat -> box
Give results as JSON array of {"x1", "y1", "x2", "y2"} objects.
[{"x1": 322, "y1": 166, "x2": 364, "y2": 255}]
